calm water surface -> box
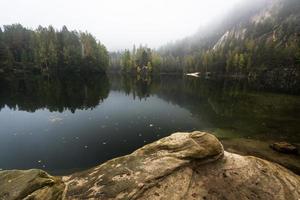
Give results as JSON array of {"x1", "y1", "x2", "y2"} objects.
[{"x1": 0, "y1": 74, "x2": 300, "y2": 174}]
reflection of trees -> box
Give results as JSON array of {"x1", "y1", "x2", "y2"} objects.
[
  {"x1": 0, "y1": 74, "x2": 110, "y2": 113},
  {"x1": 109, "y1": 74, "x2": 246, "y2": 115},
  {"x1": 108, "y1": 74, "x2": 300, "y2": 122},
  {"x1": 108, "y1": 74, "x2": 300, "y2": 138},
  {"x1": 109, "y1": 74, "x2": 156, "y2": 100},
  {"x1": 181, "y1": 77, "x2": 300, "y2": 119},
  {"x1": 157, "y1": 76, "x2": 300, "y2": 137},
  {"x1": 157, "y1": 76, "x2": 299, "y2": 121}
]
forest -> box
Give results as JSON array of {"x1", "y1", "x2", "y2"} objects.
[
  {"x1": 110, "y1": 0, "x2": 300, "y2": 76},
  {"x1": 109, "y1": 45, "x2": 166, "y2": 74},
  {"x1": 1, "y1": 0, "x2": 300, "y2": 77},
  {"x1": 0, "y1": 24, "x2": 109, "y2": 74}
]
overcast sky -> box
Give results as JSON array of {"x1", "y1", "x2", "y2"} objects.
[{"x1": 1, "y1": 0, "x2": 241, "y2": 51}]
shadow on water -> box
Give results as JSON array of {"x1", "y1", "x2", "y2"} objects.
[{"x1": 0, "y1": 73, "x2": 299, "y2": 174}]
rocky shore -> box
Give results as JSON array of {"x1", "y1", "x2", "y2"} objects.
[{"x1": 1, "y1": 131, "x2": 300, "y2": 200}]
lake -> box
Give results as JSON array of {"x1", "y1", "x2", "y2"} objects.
[{"x1": 0, "y1": 74, "x2": 300, "y2": 175}]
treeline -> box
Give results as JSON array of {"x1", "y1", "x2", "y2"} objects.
[
  {"x1": 0, "y1": 24, "x2": 109, "y2": 74},
  {"x1": 110, "y1": 45, "x2": 160, "y2": 74},
  {"x1": 109, "y1": 45, "x2": 182, "y2": 74}
]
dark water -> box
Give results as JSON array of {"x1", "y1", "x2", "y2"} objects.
[{"x1": 0, "y1": 74, "x2": 300, "y2": 175}]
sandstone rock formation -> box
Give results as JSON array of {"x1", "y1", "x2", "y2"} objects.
[
  {"x1": 222, "y1": 138, "x2": 300, "y2": 174},
  {"x1": 1, "y1": 131, "x2": 300, "y2": 200},
  {"x1": 0, "y1": 169, "x2": 64, "y2": 200}
]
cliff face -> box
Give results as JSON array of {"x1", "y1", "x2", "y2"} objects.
[
  {"x1": 212, "y1": 0, "x2": 300, "y2": 91},
  {"x1": 213, "y1": 0, "x2": 300, "y2": 50},
  {"x1": 212, "y1": 0, "x2": 300, "y2": 69},
  {"x1": 1, "y1": 131, "x2": 300, "y2": 200}
]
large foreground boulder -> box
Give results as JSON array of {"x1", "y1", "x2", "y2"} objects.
[
  {"x1": 1, "y1": 131, "x2": 300, "y2": 200},
  {"x1": 64, "y1": 131, "x2": 300, "y2": 200}
]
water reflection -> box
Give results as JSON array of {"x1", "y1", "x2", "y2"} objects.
[
  {"x1": 0, "y1": 74, "x2": 299, "y2": 174},
  {"x1": 0, "y1": 74, "x2": 110, "y2": 113},
  {"x1": 109, "y1": 74, "x2": 153, "y2": 100}
]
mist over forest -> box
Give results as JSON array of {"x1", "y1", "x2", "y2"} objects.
[{"x1": 110, "y1": 0, "x2": 300, "y2": 79}]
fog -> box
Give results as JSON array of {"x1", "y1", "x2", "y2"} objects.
[{"x1": 1, "y1": 0, "x2": 242, "y2": 51}]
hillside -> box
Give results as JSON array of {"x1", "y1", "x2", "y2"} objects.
[
  {"x1": 109, "y1": 0, "x2": 300, "y2": 89},
  {"x1": 158, "y1": 0, "x2": 300, "y2": 74}
]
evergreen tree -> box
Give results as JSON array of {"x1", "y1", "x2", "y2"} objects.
[{"x1": 0, "y1": 24, "x2": 109, "y2": 73}]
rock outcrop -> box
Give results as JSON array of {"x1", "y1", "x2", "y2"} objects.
[
  {"x1": 0, "y1": 169, "x2": 65, "y2": 200},
  {"x1": 1, "y1": 131, "x2": 300, "y2": 200},
  {"x1": 222, "y1": 138, "x2": 300, "y2": 175}
]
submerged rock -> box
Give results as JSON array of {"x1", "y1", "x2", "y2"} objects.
[
  {"x1": 1, "y1": 131, "x2": 300, "y2": 200},
  {"x1": 270, "y1": 142, "x2": 298, "y2": 154}
]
